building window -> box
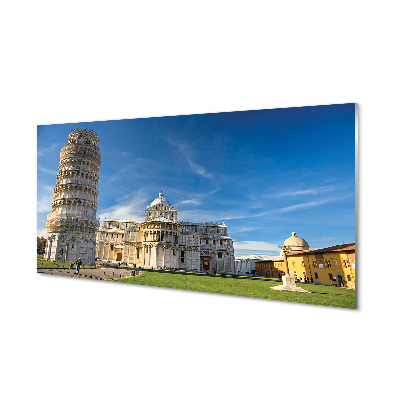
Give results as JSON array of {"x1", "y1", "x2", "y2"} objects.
[
  {"x1": 347, "y1": 275, "x2": 351, "y2": 281},
  {"x1": 328, "y1": 273, "x2": 333, "y2": 280},
  {"x1": 313, "y1": 261, "x2": 317, "y2": 268},
  {"x1": 327, "y1": 261, "x2": 331, "y2": 268},
  {"x1": 180, "y1": 250, "x2": 184, "y2": 263},
  {"x1": 314, "y1": 272, "x2": 318, "y2": 279},
  {"x1": 218, "y1": 252, "x2": 222, "y2": 258},
  {"x1": 206, "y1": 240, "x2": 208, "y2": 244},
  {"x1": 110, "y1": 244, "x2": 114, "y2": 251}
]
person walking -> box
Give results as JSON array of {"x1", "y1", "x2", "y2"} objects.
[{"x1": 75, "y1": 258, "x2": 82, "y2": 275}]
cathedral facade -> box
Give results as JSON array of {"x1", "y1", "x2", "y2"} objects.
[{"x1": 96, "y1": 191, "x2": 235, "y2": 273}]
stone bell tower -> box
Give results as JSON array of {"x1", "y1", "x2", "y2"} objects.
[{"x1": 45, "y1": 129, "x2": 101, "y2": 265}]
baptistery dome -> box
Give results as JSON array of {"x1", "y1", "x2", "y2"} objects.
[{"x1": 283, "y1": 231, "x2": 309, "y2": 252}]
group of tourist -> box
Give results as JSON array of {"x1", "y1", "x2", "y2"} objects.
[{"x1": 296, "y1": 276, "x2": 314, "y2": 284}]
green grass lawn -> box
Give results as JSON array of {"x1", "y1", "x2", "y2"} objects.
[
  {"x1": 114, "y1": 269, "x2": 355, "y2": 309},
  {"x1": 37, "y1": 260, "x2": 101, "y2": 269}
]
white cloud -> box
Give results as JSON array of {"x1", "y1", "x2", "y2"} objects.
[
  {"x1": 168, "y1": 138, "x2": 213, "y2": 179},
  {"x1": 277, "y1": 200, "x2": 329, "y2": 213},
  {"x1": 37, "y1": 228, "x2": 48, "y2": 238},
  {"x1": 37, "y1": 182, "x2": 54, "y2": 213},
  {"x1": 233, "y1": 241, "x2": 280, "y2": 252},
  {"x1": 177, "y1": 194, "x2": 352, "y2": 224},
  {"x1": 177, "y1": 199, "x2": 202, "y2": 206},
  {"x1": 99, "y1": 189, "x2": 148, "y2": 220},
  {"x1": 269, "y1": 185, "x2": 347, "y2": 198},
  {"x1": 190, "y1": 196, "x2": 348, "y2": 224},
  {"x1": 272, "y1": 189, "x2": 321, "y2": 197},
  {"x1": 38, "y1": 165, "x2": 58, "y2": 175},
  {"x1": 186, "y1": 158, "x2": 213, "y2": 178},
  {"x1": 241, "y1": 195, "x2": 352, "y2": 220},
  {"x1": 229, "y1": 227, "x2": 256, "y2": 233},
  {"x1": 37, "y1": 143, "x2": 61, "y2": 157},
  {"x1": 275, "y1": 197, "x2": 346, "y2": 213},
  {"x1": 107, "y1": 164, "x2": 136, "y2": 184}
]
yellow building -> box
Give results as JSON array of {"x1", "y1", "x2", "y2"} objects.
[{"x1": 284, "y1": 244, "x2": 355, "y2": 288}]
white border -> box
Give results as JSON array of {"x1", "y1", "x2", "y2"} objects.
[{"x1": 2, "y1": 2, "x2": 399, "y2": 400}]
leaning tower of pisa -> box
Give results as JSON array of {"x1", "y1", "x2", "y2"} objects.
[{"x1": 45, "y1": 129, "x2": 101, "y2": 265}]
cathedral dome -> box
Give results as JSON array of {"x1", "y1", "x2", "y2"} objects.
[
  {"x1": 150, "y1": 190, "x2": 167, "y2": 206},
  {"x1": 283, "y1": 231, "x2": 309, "y2": 251},
  {"x1": 145, "y1": 191, "x2": 177, "y2": 222}
]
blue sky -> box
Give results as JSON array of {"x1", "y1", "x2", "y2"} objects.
[{"x1": 37, "y1": 103, "x2": 356, "y2": 257}]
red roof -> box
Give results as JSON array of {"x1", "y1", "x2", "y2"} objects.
[
  {"x1": 287, "y1": 243, "x2": 355, "y2": 256},
  {"x1": 254, "y1": 259, "x2": 283, "y2": 264}
]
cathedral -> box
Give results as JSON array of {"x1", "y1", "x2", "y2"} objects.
[{"x1": 96, "y1": 191, "x2": 235, "y2": 273}]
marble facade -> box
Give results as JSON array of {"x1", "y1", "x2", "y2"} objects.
[{"x1": 96, "y1": 191, "x2": 235, "y2": 273}]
